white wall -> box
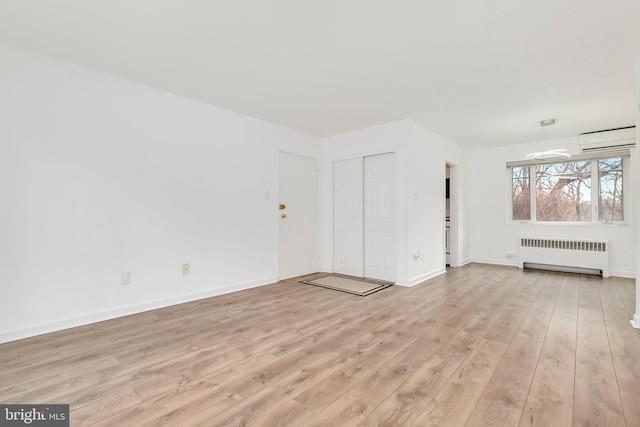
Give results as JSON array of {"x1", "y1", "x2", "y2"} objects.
[
  {"x1": 0, "y1": 43, "x2": 321, "y2": 343},
  {"x1": 406, "y1": 121, "x2": 470, "y2": 282},
  {"x1": 320, "y1": 119, "x2": 469, "y2": 287},
  {"x1": 468, "y1": 136, "x2": 636, "y2": 278}
]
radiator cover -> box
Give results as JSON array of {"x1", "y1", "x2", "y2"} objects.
[{"x1": 518, "y1": 237, "x2": 609, "y2": 277}]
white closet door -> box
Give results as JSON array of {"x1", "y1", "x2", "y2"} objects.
[
  {"x1": 333, "y1": 158, "x2": 364, "y2": 277},
  {"x1": 364, "y1": 153, "x2": 395, "y2": 281}
]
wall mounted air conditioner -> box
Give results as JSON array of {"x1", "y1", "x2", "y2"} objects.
[{"x1": 578, "y1": 126, "x2": 636, "y2": 153}]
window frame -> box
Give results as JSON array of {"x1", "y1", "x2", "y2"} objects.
[
  {"x1": 596, "y1": 157, "x2": 625, "y2": 222},
  {"x1": 506, "y1": 154, "x2": 632, "y2": 226}
]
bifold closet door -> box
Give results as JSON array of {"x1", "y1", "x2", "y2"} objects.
[{"x1": 333, "y1": 153, "x2": 395, "y2": 282}]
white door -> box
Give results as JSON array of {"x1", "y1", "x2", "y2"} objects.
[
  {"x1": 278, "y1": 152, "x2": 319, "y2": 280},
  {"x1": 333, "y1": 153, "x2": 396, "y2": 282},
  {"x1": 364, "y1": 153, "x2": 395, "y2": 281},
  {"x1": 333, "y1": 158, "x2": 364, "y2": 277}
]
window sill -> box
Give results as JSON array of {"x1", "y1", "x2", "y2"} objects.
[{"x1": 508, "y1": 221, "x2": 631, "y2": 227}]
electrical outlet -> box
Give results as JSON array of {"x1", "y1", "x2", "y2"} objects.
[
  {"x1": 182, "y1": 263, "x2": 190, "y2": 275},
  {"x1": 120, "y1": 271, "x2": 130, "y2": 285},
  {"x1": 506, "y1": 251, "x2": 515, "y2": 258}
]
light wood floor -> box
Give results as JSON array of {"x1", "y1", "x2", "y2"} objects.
[{"x1": 1, "y1": 264, "x2": 639, "y2": 426}]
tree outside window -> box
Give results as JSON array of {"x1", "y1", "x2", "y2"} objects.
[
  {"x1": 512, "y1": 166, "x2": 530, "y2": 220},
  {"x1": 598, "y1": 158, "x2": 623, "y2": 221},
  {"x1": 536, "y1": 161, "x2": 591, "y2": 222}
]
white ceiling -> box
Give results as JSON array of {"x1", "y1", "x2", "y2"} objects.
[{"x1": 1, "y1": 1, "x2": 639, "y2": 149}]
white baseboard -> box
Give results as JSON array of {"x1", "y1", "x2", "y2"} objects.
[
  {"x1": 466, "y1": 258, "x2": 635, "y2": 279},
  {"x1": 631, "y1": 314, "x2": 640, "y2": 329},
  {"x1": 396, "y1": 268, "x2": 447, "y2": 287},
  {"x1": 468, "y1": 258, "x2": 519, "y2": 268},
  {"x1": 610, "y1": 270, "x2": 636, "y2": 279},
  {"x1": 0, "y1": 276, "x2": 277, "y2": 344}
]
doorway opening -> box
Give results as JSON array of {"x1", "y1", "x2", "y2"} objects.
[{"x1": 446, "y1": 163, "x2": 458, "y2": 267}]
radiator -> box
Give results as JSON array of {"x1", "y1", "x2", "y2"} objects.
[{"x1": 518, "y1": 237, "x2": 609, "y2": 277}]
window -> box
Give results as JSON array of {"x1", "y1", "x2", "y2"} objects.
[
  {"x1": 536, "y1": 160, "x2": 591, "y2": 222},
  {"x1": 512, "y1": 166, "x2": 530, "y2": 220},
  {"x1": 508, "y1": 155, "x2": 629, "y2": 224},
  {"x1": 598, "y1": 158, "x2": 623, "y2": 221}
]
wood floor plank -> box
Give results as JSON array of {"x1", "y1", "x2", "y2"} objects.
[
  {"x1": 617, "y1": 376, "x2": 640, "y2": 427},
  {"x1": 250, "y1": 399, "x2": 313, "y2": 427},
  {"x1": 598, "y1": 278, "x2": 640, "y2": 383},
  {"x1": 519, "y1": 364, "x2": 573, "y2": 427},
  {"x1": 343, "y1": 337, "x2": 438, "y2": 408},
  {"x1": 97, "y1": 382, "x2": 238, "y2": 426},
  {"x1": 359, "y1": 309, "x2": 505, "y2": 426},
  {"x1": 411, "y1": 338, "x2": 509, "y2": 426},
  {"x1": 465, "y1": 360, "x2": 536, "y2": 427},
  {"x1": 482, "y1": 289, "x2": 538, "y2": 345},
  {"x1": 298, "y1": 335, "x2": 435, "y2": 426},
  {"x1": 357, "y1": 350, "x2": 463, "y2": 426},
  {"x1": 70, "y1": 387, "x2": 142, "y2": 427},
  {"x1": 537, "y1": 274, "x2": 579, "y2": 371},
  {"x1": 465, "y1": 276, "x2": 560, "y2": 426},
  {"x1": 514, "y1": 274, "x2": 579, "y2": 427},
  {"x1": 292, "y1": 330, "x2": 416, "y2": 416},
  {"x1": 573, "y1": 374, "x2": 626, "y2": 427},
  {"x1": 0, "y1": 264, "x2": 637, "y2": 426},
  {"x1": 222, "y1": 349, "x2": 341, "y2": 399},
  {"x1": 186, "y1": 385, "x2": 291, "y2": 426},
  {"x1": 611, "y1": 276, "x2": 636, "y2": 320},
  {"x1": 131, "y1": 346, "x2": 280, "y2": 402},
  {"x1": 0, "y1": 356, "x2": 122, "y2": 404},
  {"x1": 573, "y1": 277, "x2": 626, "y2": 426}
]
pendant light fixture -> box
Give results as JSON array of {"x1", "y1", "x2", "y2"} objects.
[{"x1": 526, "y1": 119, "x2": 570, "y2": 161}]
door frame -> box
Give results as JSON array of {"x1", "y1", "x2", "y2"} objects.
[{"x1": 446, "y1": 162, "x2": 459, "y2": 268}]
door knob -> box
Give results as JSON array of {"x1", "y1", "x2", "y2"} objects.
[{"x1": 279, "y1": 204, "x2": 286, "y2": 210}]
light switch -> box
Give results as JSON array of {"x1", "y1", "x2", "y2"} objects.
[{"x1": 120, "y1": 272, "x2": 130, "y2": 285}]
